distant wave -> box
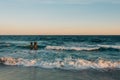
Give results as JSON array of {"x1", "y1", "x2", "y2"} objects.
[
  {"x1": 0, "y1": 43, "x2": 13, "y2": 48},
  {"x1": 98, "y1": 45, "x2": 120, "y2": 49},
  {"x1": 0, "y1": 42, "x2": 120, "y2": 52},
  {"x1": 46, "y1": 45, "x2": 120, "y2": 51},
  {"x1": 0, "y1": 57, "x2": 120, "y2": 70},
  {"x1": 16, "y1": 45, "x2": 46, "y2": 49},
  {"x1": 0, "y1": 44, "x2": 46, "y2": 49},
  {"x1": 46, "y1": 46, "x2": 99, "y2": 51}
]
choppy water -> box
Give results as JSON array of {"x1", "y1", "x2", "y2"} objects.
[{"x1": 0, "y1": 35, "x2": 120, "y2": 70}]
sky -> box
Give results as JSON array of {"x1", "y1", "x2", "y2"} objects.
[{"x1": 0, "y1": 0, "x2": 120, "y2": 35}]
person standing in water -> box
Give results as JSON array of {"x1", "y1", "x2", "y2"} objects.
[
  {"x1": 33, "y1": 42, "x2": 38, "y2": 50},
  {"x1": 30, "y1": 42, "x2": 34, "y2": 50},
  {"x1": 30, "y1": 42, "x2": 38, "y2": 50},
  {"x1": 29, "y1": 42, "x2": 38, "y2": 59}
]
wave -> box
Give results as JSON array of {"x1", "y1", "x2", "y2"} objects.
[
  {"x1": 98, "y1": 45, "x2": 120, "y2": 49},
  {"x1": 0, "y1": 57, "x2": 120, "y2": 70},
  {"x1": 0, "y1": 44, "x2": 14, "y2": 49},
  {"x1": 0, "y1": 57, "x2": 36, "y2": 66},
  {"x1": 46, "y1": 46, "x2": 99, "y2": 51},
  {"x1": 16, "y1": 45, "x2": 46, "y2": 49},
  {"x1": 46, "y1": 45, "x2": 120, "y2": 51},
  {"x1": 0, "y1": 43, "x2": 46, "y2": 49}
]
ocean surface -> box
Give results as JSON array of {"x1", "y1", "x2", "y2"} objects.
[{"x1": 0, "y1": 35, "x2": 120, "y2": 80}]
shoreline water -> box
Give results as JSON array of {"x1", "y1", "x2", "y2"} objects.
[{"x1": 0, "y1": 65, "x2": 120, "y2": 80}]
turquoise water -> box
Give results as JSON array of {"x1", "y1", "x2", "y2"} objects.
[
  {"x1": 0, "y1": 35, "x2": 120, "y2": 69},
  {"x1": 0, "y1": 35, "x2": 120, "y2": 80}
]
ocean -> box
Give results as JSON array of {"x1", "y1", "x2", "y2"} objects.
[{"x1": 0, "y1": 35, "x2": 120, "y2": 80}]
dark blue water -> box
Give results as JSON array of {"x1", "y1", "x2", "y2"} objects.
[{"x1": 0, "y1": 35, "x2": 120, "y2": 70}]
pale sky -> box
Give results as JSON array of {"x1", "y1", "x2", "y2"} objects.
[{"x1": 0, "y1": 0, "x2": 120, "y2": 35}]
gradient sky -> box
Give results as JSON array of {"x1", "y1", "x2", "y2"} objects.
[{"x1": 0, "y1": 0, "x2": 120, "y2": 35}]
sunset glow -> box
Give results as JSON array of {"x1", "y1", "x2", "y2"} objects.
[{"x1": 0, "y1": 0, "x2": 120, "y2": 35}]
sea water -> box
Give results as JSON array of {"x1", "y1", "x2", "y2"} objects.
[{"x1": 0, "y1": 35, "x2": 120, "y2": 80}]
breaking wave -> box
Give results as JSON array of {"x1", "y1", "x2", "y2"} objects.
[
  {"x1": 0, "y1": 57, "x2": 36, "y2": 66},
  {"x1": 46, "y1": 46, "x2": 99, "y2": 51},
  {"x1": 0, "y1": 57, "x2": 120, "y2": 70},
  {"x1": 46, "y1": 45, "x2": 120, "y2": 51}
]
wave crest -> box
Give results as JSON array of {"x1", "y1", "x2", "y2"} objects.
[
  {"x1": 46, "y1": 45, "x2": 120, "y2": 51},
  {"x1": 0, "y1": 57, "x2": 120, "y2": 70},
  {"x1": 0, "y1": 57, "x2": 36, "y2": 66},
  {"x1": 38, "y1": 58, "x2": 120, "y2": 70}
]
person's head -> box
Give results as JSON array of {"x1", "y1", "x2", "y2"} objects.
[{"x1": 34, "y1": 42, "x2": 37, "y2": 45}]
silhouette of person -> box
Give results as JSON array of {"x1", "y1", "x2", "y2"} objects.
[
  {"x1": 30, "y1": 42, "x2": 33, "y2": 50},
  {"x1": 33, "y1": 42, "x2": 38, "y2": 50}
]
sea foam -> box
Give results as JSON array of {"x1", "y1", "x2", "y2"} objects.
[
  {"x1": 0, "y1": 57, "x2": 120, "y2": 70},
  {"x1": 46, "y1": 46, "x2": 99, "y2": 51},
  {"x1": 46, "y1": 45, "x2": 120, "y2": 51}
]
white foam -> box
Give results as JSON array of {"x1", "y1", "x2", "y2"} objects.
[
  {"x1": 0, "y1": 57, "x2": 120, "y2": 70},
  {"x1": 0, "y1": 57, "x2": 36, "y2": 66},
  {"x1": 46, "y1": 46, "x2": 99, "y2": 51},
  {"x1": 98, "y1": 44, "x2": 120, "y2": 49},
  {"x1": 35, "y1": 57, "x2": 120, "y2": 70}
]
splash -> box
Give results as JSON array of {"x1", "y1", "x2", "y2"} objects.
[
  {"x1": 0, "y1": 57, "x2": 120, "y2": 70},
  {"x1": 0, "y1": 57, "x2": 36, "y2": 66}
]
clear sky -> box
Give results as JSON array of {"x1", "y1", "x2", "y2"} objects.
[{"x1": 0, "y1": 0, "x2": 120, "y2": 35}]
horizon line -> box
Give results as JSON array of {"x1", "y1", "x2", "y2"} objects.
[{"x1": 0, "y1": 34, "x2": 120, "y2": 36}]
